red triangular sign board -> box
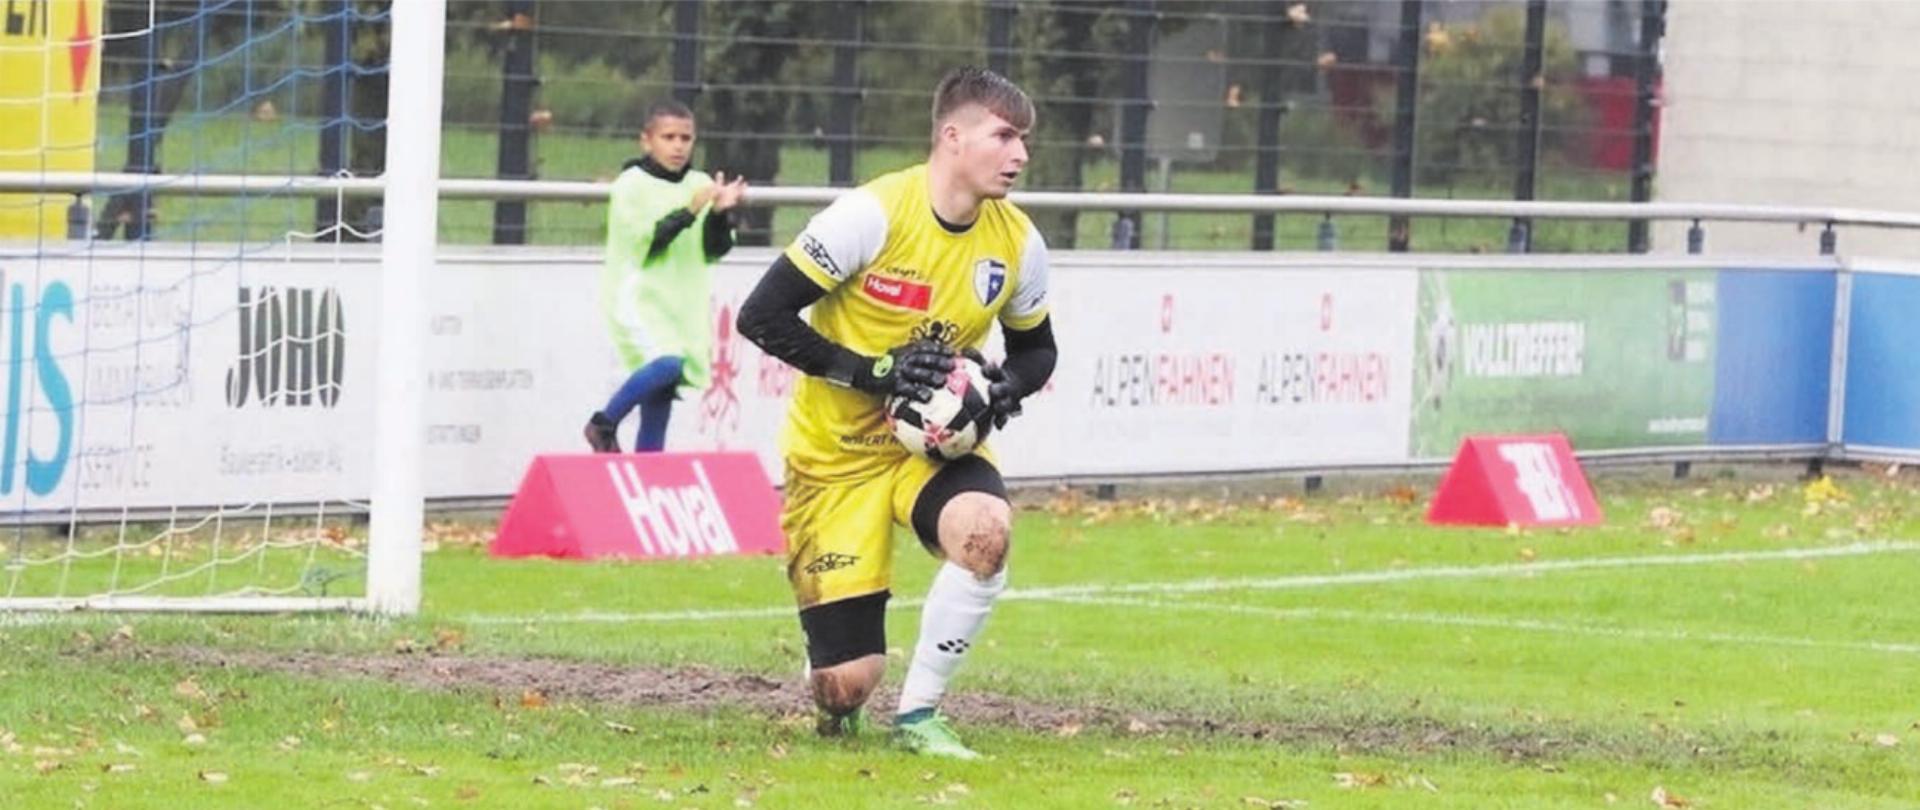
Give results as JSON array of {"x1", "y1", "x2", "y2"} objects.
[
  {"x1": 1427, "y1": 434, "x2": 1602, "y2": 527},
  {"x1": 491, "y1": 452, "x2": 785, "y2": 560}
]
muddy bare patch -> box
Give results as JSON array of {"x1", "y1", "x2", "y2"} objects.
[{"x1": 88, "y1": 643, "x2": 1727, "y2": 766}]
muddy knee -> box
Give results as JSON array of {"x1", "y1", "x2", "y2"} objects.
[
  {"x1": 811, "y1": 655, "x2": 884, "y2": 714},
  {"x1": 938, "y1": 492, "x2": 1011, "y2": 578},
  {"x1": 798, "y1": 591, "x2": 888, "y2": 714}
]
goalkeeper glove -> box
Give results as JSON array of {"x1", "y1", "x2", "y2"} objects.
[
  {"x1": 962, "y1": 349, "x2": 1026, "y2": 429},
  {"x1": 854, "y1": 340, "x2": 955, "y2": 403}
]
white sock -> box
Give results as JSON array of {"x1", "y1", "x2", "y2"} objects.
[{"x1": 898, "y1": 562, "x2": 1006, "y2": 716}]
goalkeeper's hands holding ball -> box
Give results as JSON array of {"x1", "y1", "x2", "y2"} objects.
[
  {"x1": 962, "y1": 348, "x2": 1026, "y2": 429},
  {"x1": 853, "y1": 341, "x2": 956, "y2": 404}
]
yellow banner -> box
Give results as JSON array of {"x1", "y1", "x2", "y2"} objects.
[{"x1": 0, "y1": 0, "x2": 104, "y2": 240}]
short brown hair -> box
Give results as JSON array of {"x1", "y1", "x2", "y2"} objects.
[
  {"x1": 929, "y1": 66, "x2": 1034, "y2": 143},
  {"x1": 641, "y1": 98, "x2": 694, "y2": 131}
]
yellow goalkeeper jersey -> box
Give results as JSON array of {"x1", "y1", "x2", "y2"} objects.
[{"x1": 779, "y1": 163, "x2": 1052, "y2": 480}]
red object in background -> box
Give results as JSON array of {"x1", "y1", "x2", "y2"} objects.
[
  {"x1": 1324, "y1": 66, "x2": 1658, "y2": 173},
  {"x1": 1427, "y1": 434, "x2": 1602, "y2": 527},
  {"x1": 1577, "y1": 76, "x2": 1657, "y2": 172},
  {"x1": 490, "y1": 453, "x2": 785, "y2": 560}
]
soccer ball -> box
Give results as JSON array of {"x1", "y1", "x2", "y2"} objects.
[{"x1": 886, "y1": 355, "x2": 994, "y2": 461}]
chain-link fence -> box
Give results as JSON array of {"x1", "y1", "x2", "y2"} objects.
[{"x1": 81, "y1": 0, "x2": 1663, "y2": 253}]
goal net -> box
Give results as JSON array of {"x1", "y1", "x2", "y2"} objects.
[{"x1": 0, "y1": 0, "x2": 437, "y2": 614}]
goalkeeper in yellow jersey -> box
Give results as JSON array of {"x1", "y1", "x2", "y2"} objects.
[{"x1": 737, "y1": 67, "x2": 1056, "y2": 759}]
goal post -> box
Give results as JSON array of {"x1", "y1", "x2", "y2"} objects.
[
  {"x1": 363, "y1": 0, "x2": 446, "y2": 617},
  {"x1": 0, "y1": 0, "x2": 439, "y2": 616}
]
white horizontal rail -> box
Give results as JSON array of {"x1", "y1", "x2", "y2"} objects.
[
  {"x1": 3, "y1": 170, "x2": 387, "y2": 197},
  {"x1": 9, "y1": 171, "x2": 1920, "y2": 230}
]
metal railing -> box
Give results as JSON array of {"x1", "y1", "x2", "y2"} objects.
[{"x1": 9, "y1": 170, "x2": 1920, "y2": 254}]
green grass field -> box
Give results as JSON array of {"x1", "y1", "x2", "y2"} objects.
[{"x1": 4, "y1": 466, "x2": 1919, "y2": 807}]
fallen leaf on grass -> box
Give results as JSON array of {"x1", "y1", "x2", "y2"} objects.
[
  {"x1": 174, "y1": 679, "x2": 208, "y2": 702},
  {"x1": 198, "y1": 770, "x2": 229, "y2": 784},
  {"x1": 1650, "y1": 786, "x2": 1690, "y2": 808},
  {"x1": 103, "y1": 763, "x2": 136, "y2": 774},
  {"x1": 433, "y1": 628, "x2": 466, "y2": 652},
  {"x1": 1803, "y1": 475, "x2": 1848, "y2": 506},
  {"x1": 601, "y1": 777, "x2": 638, "y2": 788},
  {"x1": 1334, "y1": 771, "x2": 1387, "y2": 789}
]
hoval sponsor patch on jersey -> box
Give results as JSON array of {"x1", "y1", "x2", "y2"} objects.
[
  {"x1": 861, "y1": 272, "x2": 933, "y2": 311},
  {"x1": 973, "y1": 258, "x2": 1007, "y2": 306}
]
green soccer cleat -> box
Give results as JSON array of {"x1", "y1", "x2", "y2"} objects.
[
  {"x1": 816, "y1": 707, "x2": 868, "y2": 738},
  {"x1": 893, "y1": 711, "x2": 980, "y2": 760}
]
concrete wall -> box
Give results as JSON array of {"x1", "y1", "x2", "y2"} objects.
[{"x1": 1655, "y1": 1, "x2": 1920, "y2": 256}]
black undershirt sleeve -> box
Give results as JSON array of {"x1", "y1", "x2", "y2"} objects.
[
  {"x1": 644, "y1": 208, "x2": 697, "y2": 261},
  {"x1": 702, "y1": 209, "x2": 735, "y2": 261},
  {"x1": 735, "y1": 255, "x2": 871, "y2": 387},
  {"x1": 1000, "y1": 316, "x2": 1057, "y2": 397}
]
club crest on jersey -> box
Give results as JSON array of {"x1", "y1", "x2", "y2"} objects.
[
  {"x1": 973, "y1": 258, "x2": 1007, "y2": 306},
  {"x1": 861, "y1": 272, "x2": 932, "y2": 311}
]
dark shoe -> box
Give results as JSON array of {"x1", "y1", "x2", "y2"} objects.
[{"x1": 584, "y1": 412, "x2": 620, "y2": 453}]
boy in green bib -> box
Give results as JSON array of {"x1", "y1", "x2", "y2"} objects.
[{"x1": 587, "y1": 100, "x2": 746, "y2": 452}]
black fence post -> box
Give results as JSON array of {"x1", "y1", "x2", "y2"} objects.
[
  {"x1": 986, "y1": 0, "x2": 1014, "y2": 76},
  {"x1": 1509, "y1": 0, "x2": 1546, "y2": 253},
  {"x1": 1251, "y1": 0, "x2": 1288, "y2": 251},
  {"x1": 315, "y1": 0, "x2": 350, "y2": 239},
  {"x1": 672, "y1": 0, "x2": 702, "y2": 107},
  {"x1": 1627, "y1": 0, "x2": 1666, "y2": 253},
  {"x1": 1387, "y1": 0, "x2": 1422, "y2": 252},
  {"x1": 1115, "y1": 0, "x2": 1154, "y2": 250},
  {"x1": 492, "y1": 1, "x2": 536, "y2": 245},
  {"x1": 827, "y1": 1, "x2": 865, "y2": 186}
]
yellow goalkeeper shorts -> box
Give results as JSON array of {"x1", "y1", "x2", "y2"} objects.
[{"x1": 779, "y1": 455, "x2": 946, "y2": 609}]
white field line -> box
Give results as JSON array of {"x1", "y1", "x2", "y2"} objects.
[
  {"x1": 450, "y1": 540, "x2": 1920, "y2": 625},
  {"x1": 1034, "y1": 593, "x2": 1920, "y2": 657},
  {"x1": 1005, "y1": 540, "x2": 1920, "y2": 601}
]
